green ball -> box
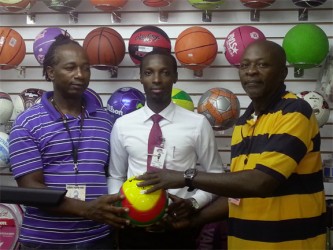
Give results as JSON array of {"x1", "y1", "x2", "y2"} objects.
[
  {"x1": 171, "y1": 88, "x2": 194, "y2": 111},
  {"x1": 187, "y1": 0, "x2": 224, "y2": 10},
  {"x1": 282, "y1": 24, "x2": 329, "y2": 69}
]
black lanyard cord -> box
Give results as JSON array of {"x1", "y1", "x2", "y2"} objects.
[{"x1": 51, "y1": 99, "x2": 85, "y2": 173}]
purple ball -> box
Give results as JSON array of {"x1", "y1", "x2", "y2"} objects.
[
  {"x1": 107, "y1": 87, "x2": 145, "y2": 124},
  {"x1": 33, "y1": 27, "x2": 71, "y2": 65}
]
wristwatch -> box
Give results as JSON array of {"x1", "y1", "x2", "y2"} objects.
[
  {"x1": 189, "y1": 198, "x2": 200, "y2": 210},
  {"x1": 184, "y1": 168, "x2": 197, "y2": 192}
]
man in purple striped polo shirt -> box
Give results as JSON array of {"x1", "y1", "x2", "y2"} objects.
[{"x1": 9, "y1": 34, "x2": 129, "y2": 250}]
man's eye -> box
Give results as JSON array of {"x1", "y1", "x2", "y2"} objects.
[
  {"x1": 239, "y1": 64, "x2": 248, "y2": 69},
  {"x1": 144, "y1": 71, "x2": 152, "y2": 76},
  {"x1": 257, "y1": 63, "x2": 268, "y2": 68}
]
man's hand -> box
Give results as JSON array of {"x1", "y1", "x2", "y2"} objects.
[
  {"x1": 83, "y1": 193, "x2": 130, "y2": 228},
  {"x1": 136, "y1": 169, "x2": 185, "y2": 193}
]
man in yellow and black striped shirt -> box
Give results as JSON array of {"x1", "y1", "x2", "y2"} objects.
[{"x1": 137, "y1": 40, "x2": 327, "y2": 249}]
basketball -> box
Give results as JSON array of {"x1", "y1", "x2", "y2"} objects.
[
  {"x1": 0, "y1": 27, "x2": 26, "y2": 70},
  {"x1": 175, "y1": 26, "x2": 217, "y2": 71},
  {"x1": 90, "y1": 0, "x2": 128, "y2": 12},
  {"x1": 84, "y1": 88, "x2": 104, "y2": 108},
  {"x1": 142, "y1": 0, "x2": 174, "y2": 7},
  {"x1": 83, "y1": 27, "x2": 125, "y2": 70},
  {"x1": 107, "y1": 87, "x2": 145, "y2": 124},
  {"x1": 42, "y1": 0, "x2": 82, "y2": 13},
  {"x1": 33, "y1": 27, "x2": 71, "y2": 65},
  {"x1": 171, "y1": 88, "x2": 194, "y2": 111},
  {"x1": 187, "y1": 0, "x2": 224, "y2": 10},
  {"x1": 292, "y1": 0, "x2": 327, "y2": 8},
  {"x1": 224, "y1": 25, "x2": 266, "y2": 67},
  {"x1": 297, "y1": 91, "x2": 330, "y2": 127},
  {"x1": 240, "y1": 0, "x2": 275, "y2": 9},
  {"x1": 0, "y1": 0, "x2": 36, "y2": 12},
  {"x1": 197, "y1": 88, "x2": 240, "y2": 131},
  {"x1": 283, "y1": 24, "x2": 329, "y2": 69},
  {"x1": 19, "y1": 88, "x2": 45, "y2": 110},
  {"x1": 0, "y1": 132, "x2": 10, "y2": 168},
  {"x1": 0, "y1": 91, "x2": 14, "y2": 125},
  {"x1": 117, "y1": 177, "x2": 168, "y2": 227},
  {"x1": 128, "y1": 25, "x2": 171, "y2": 65}
]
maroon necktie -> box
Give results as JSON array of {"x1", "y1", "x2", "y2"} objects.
[{"x1": 147, "y1": 114, "x2": 163, "y2": 171}]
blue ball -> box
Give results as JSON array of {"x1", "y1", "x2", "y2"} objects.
[{"x1": 107, "y1": 87, "x2": 145, "y2": 124}]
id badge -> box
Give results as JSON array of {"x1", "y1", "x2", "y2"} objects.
[
  {"x1": 66, "y1": 185, "x2": 86, "y2": 201},
  {"x1": 228, "y1": 197, "x2": 241, "y2": 206},
  {"x1": 151, "y1": 147, "x2": 166, "y2": 169}
]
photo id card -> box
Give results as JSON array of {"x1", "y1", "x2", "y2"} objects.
[
  {"x1": 66, "y1": 185, "x2": 86, "y2": 201},
  {"x1": 151, "y1": 147, "x2": 166, "y2": 169}
]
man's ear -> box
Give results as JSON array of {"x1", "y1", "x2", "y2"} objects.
[{"x1": 46, "y1": 66, "x2": 55, "y2": 81}]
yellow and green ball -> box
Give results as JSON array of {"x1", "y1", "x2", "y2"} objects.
[
  {"x1": 118, "y1": 177, "x2": 168, "y2": 227},
  {"x1": 172, "y1": 88, "x2": 194, "y2": 111}
]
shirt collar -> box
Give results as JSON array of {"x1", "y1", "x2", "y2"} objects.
[
  {"x1": 42, "y1": 91, "x2": 98, "y2": 120},
  {"x1": 142, "y1": 102, "x2": 176, "y2": 122}
]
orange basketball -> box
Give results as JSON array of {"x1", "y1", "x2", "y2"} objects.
[
  {"x1": 0, "y1": 0, "x2": 36, "y2": 12},
  {"x1": 90, "y1": 0, "x2": 128, "y2": 12},
  {"x1": 83, "y1": 27, "x2": 125, "y2": 70},
  {"x1": 0, "y1": 27, "x2": 26, "y2": 70},
  {"x1": 142, "y1": 0, "x2": 174, "y2": 7},
  {"x1": 175, "y1": 26, "x2": 218, "y2": 71}
]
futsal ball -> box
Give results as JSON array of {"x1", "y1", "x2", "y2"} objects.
[
  {"x1": 0, "y1": 27, "x2": 26, "y2": 70},
  {"x1": 118, "y1": 177, "x2": 168, "y2": 227},
  {"x1": 283, "y1": 24, "x2": 329, "y2": 69},
  {"x1": 187, "y1": 0, "x2": 224, "y2": 10},
  {"x1": 224, "y1": 25, "x2": 266, "y2": 67},
  {"x1": 107, "y1": 87, "x2": 145, "y2": 124},
  {"x1": 171, "y1": 88, "x2": 194, "y2": 111},
  {"x1": 42, "y1": 0, "x2": 82, "y2": 13},
  {"x1": 85, "y1": 88, "x2": 104, "y2": 108},
  {"x1": 292, "y1": 0, "x2": 327, "y2": 8},
  {"x1": 0, "y1": 132, "x2": 10, "y2": 168},
  {"x1": 240, "y1": 0, "x2": 275, "y2": 9},
  {"x1": 197, "y1": 88, "x2": 240, "y2": 131},
  {"x1": 83, "y1": 27, "x2": 125, "y2": 70},
  {"x1": 10, "y1": 95, "x2": 24, "y2": 121},
  {"x1": 175, "y1": 26, "x2": 218, "y2": 71},
  {"x1": 128, "y1": 25, "x2": 171, "y2": 65},
  {"x1": 19, "y1": 88, "x2": 45, "y2": 110},
  {"x1": 297, "y1": 91, "x2": 330, "y2": 127},
  {"x1": 33, "y1": 27, "x2": 71, "y2": 65},
  {"x1": 90, "y1": 0, "x2": 128, "y2": 12},
  {"x1": 142, "y1": 0, "x2": 174, "y2": 7},
  {"x1": 0, "y1": 0, "x2": 36, "y2": 12},
  {"x1": 0, "y1": 91, "x2": 14, "y2": 125}
]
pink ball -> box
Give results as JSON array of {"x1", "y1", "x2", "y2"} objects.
[{"x1": 224, "y1": 26, "x2": 266, "y2": 67}]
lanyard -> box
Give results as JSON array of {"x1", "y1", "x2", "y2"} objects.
[{"x1": 51, "y1": 99, "x2": 85, "y2": 174}]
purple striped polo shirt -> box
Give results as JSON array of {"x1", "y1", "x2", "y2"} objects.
[{"x1": 9, "y1": 91, "x2": 113, "y2": 245}]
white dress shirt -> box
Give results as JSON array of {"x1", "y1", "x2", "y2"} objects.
[{"x1": 108, "y1": 102, "x2": 224, "y2": 208}]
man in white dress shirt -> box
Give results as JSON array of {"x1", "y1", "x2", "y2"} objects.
[{"x1": 108, "y1": 51, "x2": 223, "y2": 249}]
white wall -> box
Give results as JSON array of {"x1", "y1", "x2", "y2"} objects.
[{"x1": 0, "y1": 0, "x2": 332, "y2": 186}]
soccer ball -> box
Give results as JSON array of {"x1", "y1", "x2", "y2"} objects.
[
  {"x1": 107, "y1": 87, "x2": 145, "y2": 124},
  {"x1": 10, "y1": 88, "x2": 46, "y2": 121},
  {"x1": 297, "y1": 90, "x2": 330, "y2": 127},
  {"x1": 0, "y1": 91, "x2": 14, "y2": 125},
  {"x1": 171, "y1": 88, "x2": 194, "y2": 111},
  {"x1": 0, "y1": 132, "x2": 10, "y2": 168},
  {"x1": 117, "y1": 177, "x2": 168, "y2": 227},
  {"x1": 197, "y1": 88, "x2": 240, "y2": 131}
]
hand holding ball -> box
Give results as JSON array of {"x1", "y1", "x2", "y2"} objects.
[{"x1": 117, "y1": 177, "x2": 168, "y2": 227}]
